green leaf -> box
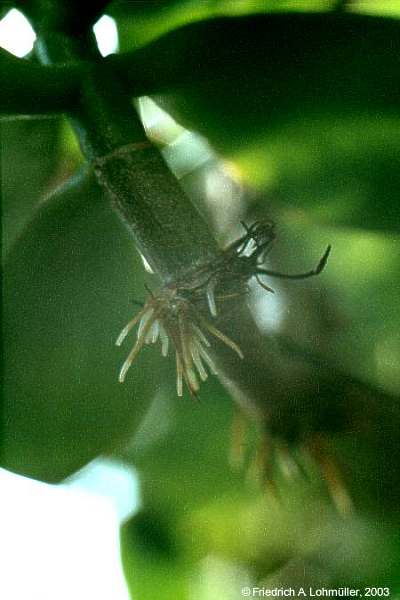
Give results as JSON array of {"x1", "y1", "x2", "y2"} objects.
[
  {"x1": 2, "y1": 170, "x2": 166, "y2": 482},
  {"x1": 110, "y1": 12, "x2": 400, "y2": 233},
  {"x1": 111, "y1": 12, "x2": 400, "y2": 148},
  {"x1": 236, "y1": 116, "x2": 400, "y2": 233},
  {"x1": 113, "y1": 0, "x2": 340, "y2": 53},
  {"x1": 1, "y1": 118, "x2": 61, "y2": 254}
]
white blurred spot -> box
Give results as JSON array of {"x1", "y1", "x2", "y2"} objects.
[
  {"x1": 138, "y1": 96, "x2": 185, "y2": 145},
  {"x1": 65, "y1": 457, "x2": 141, "y2": 522},
  {"x1": 163, "y1": 130, "x2": 213, "y2": 178},
  {"x1": 0, "y1": 460, "x2": 140, "y2": 600},
  {"x1": 138, "y1": 96, "x2": 214, "y2": 177},
  {"x1": 249, "y1": 277, "x2": 286, "y2": 333},
  {"x1": 0, "y1": 9, "x2": 36, "y2": 57},
  {"x1": 93, "y1": 15, "x2": 119, "y2": 57}
]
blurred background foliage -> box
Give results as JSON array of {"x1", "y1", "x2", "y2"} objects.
[{"x1": 2, "y1": 0, "x2": 400, "y2": 598}]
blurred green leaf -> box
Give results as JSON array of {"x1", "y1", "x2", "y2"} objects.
[
  {"x1": 236, "y1": 116, "x2": 400, "y2": 233},
  {"x1": 112, "y1": 0, "x2": 340, "y2": 53},
  {"x1": 110, "y1": 13, "x2": 400, "y2": 234},
  {"x1": 1, "y1": 118, "x2": 60, "y2": 254},
  {"x1": 127, "y1": 378, "x2": 241, "y2": 509},
  {"x1": 111, "y1": 13, "x2": 400, "y2": 139},
  {"x1": 261, "y1": 220, "x2": 400, "y2": 395},
  {"x1": 122, "y1": 505, "x2": 189, "y2": 600},
  {"x1": 2, "y1": 170, "x2": 167, "y2": 481},
  {"x1": 120, "y1": 380, "x2": 248, "y2": 596}
]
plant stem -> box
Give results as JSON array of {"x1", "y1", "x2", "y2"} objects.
[
  {"x1": 35, "y1": 27, "x2": 219, "y2": 281},
  {"x1": 0, "y1": 49, "x2": 81, "y2": 116}
]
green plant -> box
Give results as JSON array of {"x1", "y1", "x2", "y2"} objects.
[{"x1": 2, "y1": 0, "x2": 400, "y2": 596}]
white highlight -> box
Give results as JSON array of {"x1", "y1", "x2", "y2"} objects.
[
  {"x1": 0, "y1": 10, "x2": 119, "y2": 60},
  {"x1": 93, "y1": 15, "x2": 119, "y2": 57},
  {"x1": 0, "y1": 459, "x2": 140, "y2": 600},
  {"x1": 0, "y1": 9, "x2": 36, "y2": 57},
  {"x1": 138, "y1": 97, "x2": 213, "y2": 178},
  {"x1": 65, "y1": 457, "x2": 141, "y2": 522},
  {"x1": 250, "y1": 278, "x2": 285, "y2": 333}
]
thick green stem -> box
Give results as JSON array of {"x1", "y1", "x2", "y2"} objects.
[
  {"x1": 92, "y1": 143, "x2": 219, "y2": 280},
  {"x1": 0, "y1": 48, "x2": 81, "y2": 116},
  {"x1": 35, "y1": 29, "x2": 218, "y2": 280}
]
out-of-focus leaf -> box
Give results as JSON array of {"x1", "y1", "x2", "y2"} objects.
[
  {"x1": 111, "y1": 13, "x2": 400, "y2": 143},
  {"x1": 2, "y1": 170, "x2": 167, "y2": 482},
  {"x1": 110, "y1": 13, "x2": 400, "y2": 234},
  {"x1": 122, "y1": 506, "x2": 189, "y2": 600},
  {"x1": 113, "y1": 0, "x2": 340, "y2": 53},
  {"x1": 255, "y1": 218, "x2": 400, "y2": 396},
  {"x1": 120, "y1": 383, "x2": 247, "y2": 599},
  {"x1": 1, "y1": 118, "x2": 60, "y2": 255},
  {"x1": 235, "y1": 116, "x2": 400, "y2": 233},
  {"x1": 127, "y1": 378, "x2": 241, "y2": 509},
  {"x1": 121, "y1": 377, "x2": 400, "y2": 595}
]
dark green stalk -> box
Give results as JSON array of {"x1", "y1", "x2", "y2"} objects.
[
  {"x1": 0, "y1": 48, "x2": 81, "y2": 116},
  {"x1": 34, "y1": 25, "x2": 218, "y2": 281},
  {"x1": 72, "y1": 63, "x2": 218, "y2": 280}
]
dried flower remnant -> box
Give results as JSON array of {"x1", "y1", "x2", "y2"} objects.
[{"x1": 116, "y1": 221, "x2": 330, "y2": 396}]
